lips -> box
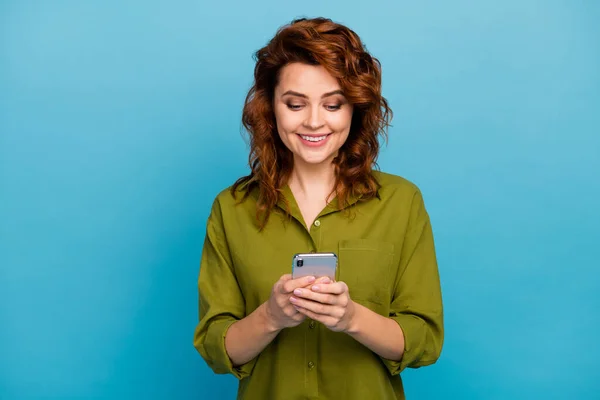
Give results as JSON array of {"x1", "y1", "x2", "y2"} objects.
[
  {"x1": 299, "y1": 134, "x2": 328, "y2": 142},
  {"x1": 296, "y1": 133, "x2": 331, "y2": 147}
]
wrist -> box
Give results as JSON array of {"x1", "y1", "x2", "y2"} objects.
[
  {"x1": 344, "y1": 300, "x2": 361, "y2": 335},
  {"x1": 259, "y1": 302, "x2": 282, "y2": 334}
]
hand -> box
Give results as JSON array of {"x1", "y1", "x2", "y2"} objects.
[
  {"x1": 289, "y1": 280, "x2": 356, "y2": 333},
  {"x1": 264, "y1": 274, "x2": 329, "y2": 332}
]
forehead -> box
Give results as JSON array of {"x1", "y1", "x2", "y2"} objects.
[{"x1": 276, "y1": 63, "x2": 341, "y2": 95}]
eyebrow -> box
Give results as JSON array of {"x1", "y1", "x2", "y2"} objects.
[{"x1": 281, "y1": 89, "x2": 345, "y2": 99}]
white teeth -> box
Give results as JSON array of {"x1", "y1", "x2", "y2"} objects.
[{"x1": 300, "y1": 135, "x2": 327, "y2": 142}]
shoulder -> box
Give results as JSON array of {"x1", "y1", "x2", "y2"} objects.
[
  {"x1": 372, "y1": 170, "x2": 432, "y2": 225},
  {"x1": 373, "y1": 170, "x2": 423, "y2": 201},
  {"x1": 208, "y1": 178, "x2": 257, "y2": 217}
]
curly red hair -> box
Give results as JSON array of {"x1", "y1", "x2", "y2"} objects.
[{"x1": 232, "y1": 17, "x2": 392, "y2": 228}]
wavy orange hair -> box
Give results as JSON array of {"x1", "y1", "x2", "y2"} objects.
[{"x1": 232, "y1": 17, "x2": 392, "y2": 228}]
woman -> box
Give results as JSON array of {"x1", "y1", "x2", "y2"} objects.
[{"x1": 194, "y1": 17, "x2": 443, "y2": 400}]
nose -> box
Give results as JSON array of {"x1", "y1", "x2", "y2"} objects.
[{"x1": 303, "y1": 105, "x2": 325, "y2": 131}]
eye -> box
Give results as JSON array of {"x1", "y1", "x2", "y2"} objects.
[
  {"x1": 286, "y1": 103, "x2": 304, "y2": 111},
  {"x1": 325, "y1": 104, "x2": 342, "y2": 111}
]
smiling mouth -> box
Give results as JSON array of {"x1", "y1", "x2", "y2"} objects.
[{"x1": 297, "y1": 133, "x2": 331, "y2": 142}]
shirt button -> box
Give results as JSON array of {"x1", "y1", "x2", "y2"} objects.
[
  {"x1": 308, "y1": 361, "x2": 315, "y2": 369},
  {"x1": 309, "y1": 321, "x2": 316, "y2": 329},
  {"x1": 314, "y1": 220, "x2": 321, "y2": 227}
]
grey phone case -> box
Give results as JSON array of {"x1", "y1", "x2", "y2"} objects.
[{"x1": 291, "y1": 252, "x2": 337, "y2": 280}]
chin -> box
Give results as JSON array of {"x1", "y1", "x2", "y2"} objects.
[{"x1": 295, "y1": 152, "x2": 335, "y2": 166}]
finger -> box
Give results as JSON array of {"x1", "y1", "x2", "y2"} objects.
[
  {"x1": 289, "y1": 296, "x2": 331, "y2": 315},
  {"x1": 278, "y1": 274, "x2": 295, "y2": 293},
  {"x1": 300, "y1": 276, "x2": 330, "y2": 290},
  {"x1": 283, "y1": 275, "x2": 316, "y2": 293},
  {"x1": 295, "y1": 306, "x2": 336, "y2": 327},
  {"x1": 283, "y1": 304, "x2": 300, "y2": 317},
  {"x1": 286, "y1": 305, "x2": 306, "y2": 322},
  {"x1": 310, "y1": 281, "x2": 347, "y2": 295},
  {"x1": 274, "y1": 274, "x2": 292, "y2": 294},
  {"x1": 292, "y1": 312, "x2": 305, "y2": 322},
  {"x1": 292, "y1": 287, "x2": 337, "y2": 305}
]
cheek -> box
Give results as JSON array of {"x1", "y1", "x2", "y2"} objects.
[
  {"x1": 327, "y1": 110, "x2": 353, "y2": 133},
  {"x1": 275, "y1": 110, "x2": 304, "y2": 135}
]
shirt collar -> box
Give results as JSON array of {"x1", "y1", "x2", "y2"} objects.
[{"x1": 241, "y1": 179, "x2": 378, "y2": 223}]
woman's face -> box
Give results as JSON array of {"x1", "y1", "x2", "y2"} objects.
[{"x1": 273, "y1": 63, "x2": 353, "y2": 168}]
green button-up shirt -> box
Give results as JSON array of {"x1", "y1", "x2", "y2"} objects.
[{"x1": 194, "y1": 171, "x2": 444, "y2": 400}]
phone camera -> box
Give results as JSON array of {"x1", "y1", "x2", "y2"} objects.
[{"x1": 297, "y1": 258, "x2": 303, "y2": 267}]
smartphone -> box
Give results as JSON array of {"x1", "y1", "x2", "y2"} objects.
[{"x1": 291, "y1": 252, "x2": 337, "y2": 281}]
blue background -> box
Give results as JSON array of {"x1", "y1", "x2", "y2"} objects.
[{"x1": 1, "y1": 1, "x2": 599, "y2": 399}]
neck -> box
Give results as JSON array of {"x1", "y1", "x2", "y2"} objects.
[{"x1": 288, "y1": 157, "x2": 337, "y2": 201}]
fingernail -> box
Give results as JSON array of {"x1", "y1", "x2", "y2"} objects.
[
  {"x1": 322, "y1": 277, "x2": 331, "y2": 284},
  {"x1": 311, "y1": 285, "x2": 320, "y2": 291},
  {"x1": 293, "y1": 289, "x2": 302, "y2": 296},
  {"x1": 308, "y1": 276, "x2": 316, "y2": 282},
  {"x1": 290, "y1": 296, "x2": 297, "y2": 302}
]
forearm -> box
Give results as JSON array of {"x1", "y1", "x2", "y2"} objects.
[
  {"x1": 224, "y1": 302, "x2": 280, "y2": 366},
  {"x1": 346, "y1": 301, "x2": 405, "y2": 361}
]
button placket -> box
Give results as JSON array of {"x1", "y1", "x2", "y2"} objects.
[
  {"x1": 305, "y1": 316, "x2": 319, "y2": 397},
  {"x1": 305, "y1": 215, "x2": 322, "y2": 396},
  {"x1": 310, "y1": 217, "x2": 322, "y2": 251}
]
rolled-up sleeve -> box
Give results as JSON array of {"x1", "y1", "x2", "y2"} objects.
[
  {"x1": 382, "y1": 189, "x2": 444, "y2": 375},
  {"x1": 193, "y1": 199, "x2": 257, "y2": 379}
]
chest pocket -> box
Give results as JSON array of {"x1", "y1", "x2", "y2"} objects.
[{"x1": 337, "y1": 239, "x2": 395, "y2": 310}]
